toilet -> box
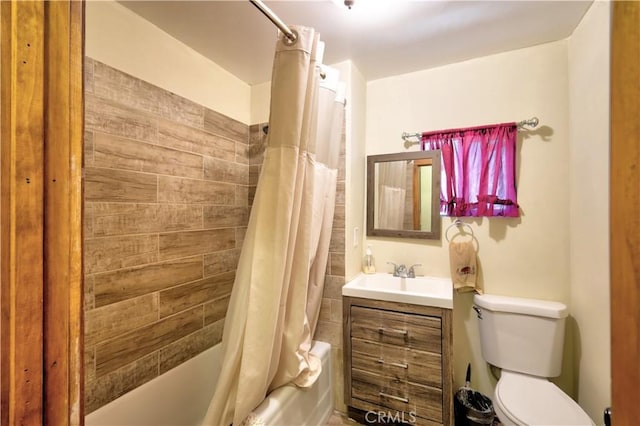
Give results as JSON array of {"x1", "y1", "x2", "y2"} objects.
[{"x1": 473, "y1": 294, "x2": 594, "y2": 426}]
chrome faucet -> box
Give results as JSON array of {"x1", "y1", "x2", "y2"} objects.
[
  {"x1": 408, "y1": 264, "x2": 422, "y2": 278},
  {"x1": 387, "y1": 262, "x2": 421, "y2": 278}
]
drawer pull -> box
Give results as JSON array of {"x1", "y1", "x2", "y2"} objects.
[
  {"x1": 378, "y1": 327, "x2": 408, "y2": 336},
  {"x1": 377, "y1": 358, "x2": 409, "y2": 369},
  {"x1": 379, "y1": 392, "x2": 409, "y2": 403}
]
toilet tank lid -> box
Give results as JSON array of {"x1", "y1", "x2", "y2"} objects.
[{"x1": 474, "y1": 294, "x2": 568, "y2": 319}]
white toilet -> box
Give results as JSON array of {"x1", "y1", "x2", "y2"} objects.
[{"x1": 473, "y1": 294, "x2": 594, "y2": 426}]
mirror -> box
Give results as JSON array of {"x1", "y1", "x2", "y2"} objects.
[{"x1": 367, "y1": 150, "x2": 441, "y2": 239}]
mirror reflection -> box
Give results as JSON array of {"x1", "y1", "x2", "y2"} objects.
[
  {"x1": 367, "y1": 150, "x2": 441, "y2": 239},
  {"x1": 374, "y1": 159, "x2": 433, "y2": 231}
]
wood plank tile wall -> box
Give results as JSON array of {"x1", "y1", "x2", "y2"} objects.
[
  {"x1": 84, "y1": 58, "x2": 248, "y2": 413},
  {"x1": 320, "y1": 122, "x2": 347, "y2": 414}
]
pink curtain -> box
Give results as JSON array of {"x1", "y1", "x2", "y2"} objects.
[{"x1": 421, "y1": 122, "x2": 519, "y2": 217}]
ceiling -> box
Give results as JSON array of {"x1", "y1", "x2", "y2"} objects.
[{"x1": 120, "y1": 0, "x2": 592, "y2": 86}]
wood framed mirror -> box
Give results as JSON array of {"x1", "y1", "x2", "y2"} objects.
[{"x1": 367, "y1": 150, "x2": 441, "y2": 239}]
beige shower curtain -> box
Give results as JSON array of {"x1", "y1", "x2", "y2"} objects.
[
  {"x1": 376, "y1": 161, "x2": 407, "y2": 229},
  {"x1": 203, "y1": 26, "x2": 344, "y2": 425}
]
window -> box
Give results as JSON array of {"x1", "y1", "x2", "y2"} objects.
[{"x1": 421, "y1": 122, "x2": 519, "y2": 217}]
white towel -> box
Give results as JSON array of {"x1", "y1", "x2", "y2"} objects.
[{"x1": 449, "y1": 240, "x2": 481, "y2": 293}]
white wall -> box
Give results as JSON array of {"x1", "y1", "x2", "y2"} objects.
[
  {"x1": 333, "y1": 61, "x2": 367, "y2": 281},
  {"x1": 85, "y1": 1, "x2": 251, "y2": 125},
  {"x1": 250, "y1": 81, "x2": 271, "y2": 125},
  {"x1": 568, "y1": 2, "x2": 611, "y2": 422},
  {"x1": 365, "y1": 41, "x2": 573, "y2": 397}
]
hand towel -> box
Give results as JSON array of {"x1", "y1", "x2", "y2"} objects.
[{"x1": 449, "y1": 240, "x2": 481, "y2": 293}]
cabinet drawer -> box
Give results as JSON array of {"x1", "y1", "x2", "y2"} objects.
[
  {"x1": 351, "y1": 306, "x2": 441, "y2": 353},
  {"x1": 352, "y1": 338, "x2": 442, "y2": 389},
  {"x1": 351, "y1": 367, "x2": 443, "y2": 423}
]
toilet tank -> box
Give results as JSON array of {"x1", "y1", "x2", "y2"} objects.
[{"x1": 473, "y1": 294, "x2": 569, "y2": 377}]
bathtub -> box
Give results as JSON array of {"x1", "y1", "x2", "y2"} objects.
[{"x1": 86, "y1": 340, "x2": 333, "y2": 426}]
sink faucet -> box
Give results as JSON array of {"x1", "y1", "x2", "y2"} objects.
[
  {"x1": 408, "y1": 264, "x2": 422, "y2": 278},
  {"x1": 387, "y1": 262, "x2": 406, "y2": 277},
  {"x1": 387, "y1": 262, "x2": 422, "y2": 278}
]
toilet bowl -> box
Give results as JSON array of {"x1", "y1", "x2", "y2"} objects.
[
  {"x1": 493, "y1": 371, "x2": 594, "y2": 426},
  {"x1": 473, "y1": 294, "x2": 594, "y2": 426}
]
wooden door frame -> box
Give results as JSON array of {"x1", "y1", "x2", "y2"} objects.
[
  {"x1": 411, "y1": 158, "x2": 433, "y2": 231},
  {"x1": 610, "y1": 3, "x2": 640, "y2": 424},
  {"x1": 1, "y1": 1, "x2": 84, "y2": 424}
]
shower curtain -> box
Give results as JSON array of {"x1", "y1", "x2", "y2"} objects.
[
  {"x1": 376, "y1": 161, "x2": 407, "y2": 229},
  {"x1": 203, "y1": 26, "x2": 344, "y2": 425}
]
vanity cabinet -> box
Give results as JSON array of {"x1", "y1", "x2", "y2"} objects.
[{"x1": 343, "y1": 297, "x2": 453, "y2": 425}]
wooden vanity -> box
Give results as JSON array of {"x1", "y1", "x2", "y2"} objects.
[{"x1": 343, "y1": 296, "x2": 453, "y2": 425}]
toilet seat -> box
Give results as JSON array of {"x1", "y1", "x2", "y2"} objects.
[{"x1": 494, "y1": 372, "x2": 594, "y2": 426}]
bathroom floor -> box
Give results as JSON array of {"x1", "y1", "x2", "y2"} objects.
[
  {"x1": 327, "y1": 411, "x2": 504, "y2": 425},
  {"x1": 326, "y1": 411, "x2": 358, "y2": 425}
]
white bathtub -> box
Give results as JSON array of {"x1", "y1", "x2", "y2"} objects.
[{"x1": 86, "y1": 340, "x2": 333, "y2": 426}]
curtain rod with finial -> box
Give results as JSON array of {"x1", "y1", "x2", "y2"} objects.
[
  {"x1": 250, "y1": 0, "x2": 297, "y2": 43},
  {"x1": 401, "y1": 117, "x2": 540, "y2": 145}
]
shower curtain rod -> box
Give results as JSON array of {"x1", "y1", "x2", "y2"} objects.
[
  {"x1": 401, "y1": 117, "x2": 539, "y2": 144},
  {"x1": 250, "y1": 0, "x2": 297, "y2": 43}
]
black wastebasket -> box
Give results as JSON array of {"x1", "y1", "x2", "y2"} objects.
[{"x1": 454, "y1": 364, "x2": 495, "y2": 426}]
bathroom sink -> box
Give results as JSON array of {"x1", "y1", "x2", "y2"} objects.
[{"x1": 342, "y1": 273, "x2": 453, "y2": 309}]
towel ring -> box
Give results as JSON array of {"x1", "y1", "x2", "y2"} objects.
[{"x1": 445, "y1": 219, "x2": 474, "y2": 242}]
